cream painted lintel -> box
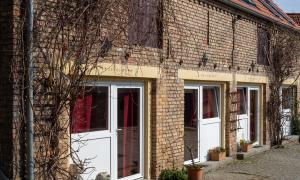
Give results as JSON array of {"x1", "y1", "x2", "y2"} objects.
[
  {"x1": 89, "y1": 63, "x2": 160, "y2": 79},
  {"x1": 65, "y1": 63, "x2": 160, "y2": 79},
  {"x1": 179, "y1": 69, "x2": 297, "y2": 84},
  {"x1": 178, "y1": 69, "x2": 232, "y2": 82}
]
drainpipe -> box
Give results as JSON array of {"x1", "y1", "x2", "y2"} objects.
[{"x1": 26, "y1": 0, "x2": 34, "y2": 179}]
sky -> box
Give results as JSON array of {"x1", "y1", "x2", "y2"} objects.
[{"x1": 273, "y1": 0, "x2": 300, "y2": 13}]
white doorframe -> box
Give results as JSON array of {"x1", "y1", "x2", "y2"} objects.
[
  {"x1": 184, "y1": 84, "x2": 222, "y2": 163},
  {"x1": 280, "y1": 86, "x2": 292, "y2": 136},
  {"x1": 236, "y1": 87, "x2": 248, "y2": 141},
  {"x1": 114, "y1": 84, "x2": 144, "y2": 180},
  {"x1": 236, "y1": 86, "x2": 260, "y2": 145},
  {"x1": 184, "y1": 85, "x2": 200, "y2": 164},
  {"x1": 71, "y1": 82, "x2": 144, "y2": 180}
]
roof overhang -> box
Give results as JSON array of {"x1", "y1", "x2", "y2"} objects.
[{"x1": 218, "y1": 0, "x2": 300, "y2": 32}]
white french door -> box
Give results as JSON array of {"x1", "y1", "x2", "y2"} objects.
[
  {"x1": 281, "y1": 87, "x2": 293, "y2": 136},
  {"x1": 71, "y1": 83, "x2": 144, "y2": 180},
  {"x1": 236, "y1": 87, "x2": 260, "y2": 145},
  {"x1": 184, "y1": 84, "x2": 221, "y2": 163}
]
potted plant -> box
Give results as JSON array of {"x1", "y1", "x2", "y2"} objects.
[
  {"x1": 209, "y1": 147, "x2": 226, "y2": 161},
  {"x1": 240, "y1": 139, "x2": 253, "y2": 152},
  {"x1": 159, "y1": 168, "x2": 187, "y2": 180},
  {"x1": 185, "y1": 146, "x2": 205, "y2": 180}
]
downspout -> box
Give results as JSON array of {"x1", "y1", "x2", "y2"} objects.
[{"x1": 26, "y1": 0, "x2": 34, "y2": 179}]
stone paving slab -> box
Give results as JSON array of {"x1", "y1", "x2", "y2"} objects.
[{"x1": 205, "y1": 136, "x2": 300, "y2": 180}]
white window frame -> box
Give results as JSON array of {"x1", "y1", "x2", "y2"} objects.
[
  {"x1": 237, "y1": 87, "x2": 248, "y2": 117},
  {"x1": 184, "y1": 84, "x2": 221, "y2": 164},
  {"x1": 201, "y1": 85, "x2": 221, "y2": 124},
  {"x1": 71, "y1": 81, "x2": 144, "y2": 180},
  {"x1": 71, "y1": 84, "x2": 111, "y2": 142}
]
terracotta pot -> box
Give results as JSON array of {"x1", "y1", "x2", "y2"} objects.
[
  {"x1": 188, "y1": 167, "x2": 203, "y2": 180},
  {"x1": 210, "y1": 151, "x2": 226, "y2": 161},
  {"x1": 241, "y1": 143, "x2": 252, "y2": 152}
]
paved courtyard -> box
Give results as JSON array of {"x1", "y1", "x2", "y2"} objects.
[{"x1": 205, "y1": 137, "x2": 300, "y2": 180}]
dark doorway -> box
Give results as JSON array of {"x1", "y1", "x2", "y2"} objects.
[{"x1": 250, "y1": 90, "x2": 258, "y2": 142}]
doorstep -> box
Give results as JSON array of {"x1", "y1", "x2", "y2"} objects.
[
  {"x1": 236, "y1": 145, "x2": 270, "y2": 160},
  {"x1": 197, "y1": 145, "x2": 270, "y2": 173},
  {"x1": 198, "y1": 157, "x2": 234, "y2": 173}
]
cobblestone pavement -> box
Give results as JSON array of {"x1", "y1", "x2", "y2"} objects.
[{"x1": 205, "y1": 137, "x2": 300, "y2": 180}]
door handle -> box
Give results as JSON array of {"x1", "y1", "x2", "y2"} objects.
[{"x1": 116, "y1": 129, "x2": 122, "y2": 133}]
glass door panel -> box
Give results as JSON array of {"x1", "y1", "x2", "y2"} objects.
[
  {"x1": 117, "y1": 88, "x2": 140, "y2": 179},
  {"x1": 184, "y1": 89, "x2": 199, "y2": 162},
  {"x1": 250, "y1": 89, "x2": 258, "y2": 143}
]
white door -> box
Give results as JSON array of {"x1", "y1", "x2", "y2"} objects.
[
  {"x1": 200, "y1": 86, "x2": 221, "y2": 162},
  {"x1": 71, "y1": 83, "x2": 144, "y2": 180},
  {"x1": 184, "y1": 85, "x2": 221, "y2": 163},
  {"x1": 236, "y1": 87, "x2": 249, "y2": 142},
  {"x1": 236, "y1": 87, "x2": 260, "y2": 145},
  {"x1": 281, "y1": 87, "x2": 292, "y2": 136}
]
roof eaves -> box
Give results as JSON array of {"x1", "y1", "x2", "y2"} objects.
[{"x1": 218, "y1": 0, "x2": 299, "y2": 32}]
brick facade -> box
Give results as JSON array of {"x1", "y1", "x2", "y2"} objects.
[
  {"x1": 1, "y1": 0, "x2": 300, "y2": 179},
  {"x1": 0, "y1": 0, "x2": 14, "y2": 177}
]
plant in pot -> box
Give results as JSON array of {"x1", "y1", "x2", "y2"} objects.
[
  {"x1": 240, "y1": 139, "x2": 253, "y2": 152},
  {"x1": 185, "y1": 146, "x2": 205, "y2": 180},
  {"x1": 159, "y1": 168, "x2": 187, "y2": 180},
  {"x1": 209, "y1": 147, "x2": 226, "y2": 161}
]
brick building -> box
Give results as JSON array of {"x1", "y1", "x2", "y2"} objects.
[
  {"x1": 0, "y1": 0, "x2": 300, "y2": 179},
  {"x1": 288, "y1": 13, "x2": 300, "y2": 25}
]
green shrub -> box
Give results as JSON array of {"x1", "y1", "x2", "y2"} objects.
[
  {"x1": 159, "y1": 168, "x2": 188, "y2": 180},
  {"x1": 291, "y1": 115, "x2": 300, "y2": 135}
]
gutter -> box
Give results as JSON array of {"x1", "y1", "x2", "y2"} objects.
[{"x1": 218, "y1": 0, "x2": 299, "y2": 32}]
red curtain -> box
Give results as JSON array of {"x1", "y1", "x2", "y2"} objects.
[
  {"x1": 203, "y1": 89, "x2": 214, "y2": 118},
  {"x1": 72, "y1": 95, "x2": 93, "y2": 133},
  {"x1": 122, "y1": 94, "x2": 134, "y2": 177}
]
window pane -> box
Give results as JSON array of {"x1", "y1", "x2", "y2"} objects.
[
  {"x1": 184, "y1": 89, "x2": 198, "y2": 161},
  {"x1": 282, "y1": 88, "x2": 293, "y2": 110},
  {"x1": 237, "y1": 88, "x2": 247, "y2": 115},
  {"x1": 71, "y1": 87, "x2": 109, "y2": 133},
  {"x1": 117, "y1": 88, "x2": 140, "y2": 178},
  {"x1": 203, "y1": 87, "x2": 219, "y2": 119},
  {"x1": 257, "y1": 27, "x2": 269, "y2": 65},
  {"x1": 128, "y1": 0, "x2": 162, "y2": 48}
]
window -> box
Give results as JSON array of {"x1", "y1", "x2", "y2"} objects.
[
  {"x1": 128, "y1": 0, "x2": 163, "y2": 48},
  {"x1": 71, "y1": 87, "x2": 109, "y2": 133},
  {"x1": 203, "y1": 87, "x2": 219, "y2": 119},
  {"x1": 184, "y1": 89, "x2": 198, "y2": 161},
  {"x1": 237, "y1": 88, "x2": 248, "y2": 115},
  {"x1": 282, "y1": 87, "x2": 294, "y2": 110},
  {"x1": 257, "y1": 27, "x2": 270, "y2": 65}
]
